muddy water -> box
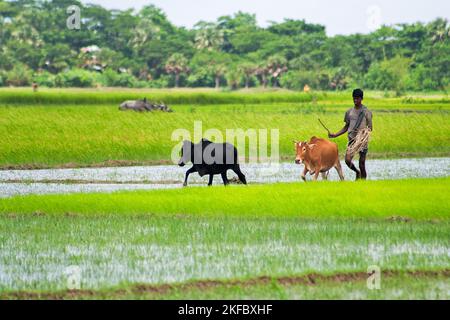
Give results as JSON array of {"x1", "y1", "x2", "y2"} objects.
[{"x1": 0, "y1": 158, "x2": 449, "y2": 198}]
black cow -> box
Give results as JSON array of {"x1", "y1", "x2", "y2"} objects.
[{"x1": 178, "y1": 139, "x2": 247, "y2": 186}]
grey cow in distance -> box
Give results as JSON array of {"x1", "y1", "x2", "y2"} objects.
[{"x1": 119, "y1": 98, "x2": 173, "y2": 112}]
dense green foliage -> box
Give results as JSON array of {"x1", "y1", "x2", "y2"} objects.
[{"x1": 0, "y1": 1, "x2": 448, "y2": 91}]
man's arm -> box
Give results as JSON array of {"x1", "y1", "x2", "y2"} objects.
[
  {"x1": 328, "y1": 124, "x2": 349, "y2": 138},
  {"x1": 329, "y1": 110, "x2": 350, "y2": 138}
]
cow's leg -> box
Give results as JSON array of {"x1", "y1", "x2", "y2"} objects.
[
  {"x1": 221, "y1": 172, "x2": 229, "y2": 186},
  {"x1": 312, "y1": 170, "x2": 320, "y2": 181},
  {"x1": 232, "y1": 165, "x2": 247, "y2": 185},
  {"x1": 301, "y1": 167, "x2": 308, "y2": 181},
  {"x1": 208, "y1": 174, "x2": 214, "y2": 186},
  {"x1": 183, "y1": 167, "x2": 196, "y2": 187},
  {"x1": 335, "y1": 161, "x2": 345, "y2": 181},
  {"x1": 321, "y1": 172, "x2": 328, "y2": 180},
  {"x1": 359, "y1": 152, "x2": 367, "y2": 180},
  {"x1": 345, "y1": 151, "x2": 361, "y2": 180}
]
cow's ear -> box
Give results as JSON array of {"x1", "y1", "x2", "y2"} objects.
[{"x1": 308, "y1": 144, "x2": 317, "y2": 150}]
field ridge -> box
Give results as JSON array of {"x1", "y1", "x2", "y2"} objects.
[{"x1": 2, "y1": 269, "x2": 448, "y2": 300}]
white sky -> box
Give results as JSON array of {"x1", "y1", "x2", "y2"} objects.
[{"x1": 82, "y1": 0, "x2": 450, "y2": 36}]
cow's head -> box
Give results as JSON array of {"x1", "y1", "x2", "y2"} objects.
[
  {"x1": 119, "y1": 102, "x2": 128, "y2": 110},
  {"x1": 294, "y1": 141, "x2": 316, "y2": 164},
  {"x1": 178, "y1": 140, "x2": 193, "y2": 167}
]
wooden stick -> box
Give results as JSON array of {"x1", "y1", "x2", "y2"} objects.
[{"x1": 318, "y1": 118, "x2": 331, "y2": 134}]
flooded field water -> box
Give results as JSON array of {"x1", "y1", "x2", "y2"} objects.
[
  {"x1": 0, "y1": 157, "x2": 449, "y2": 198},
  {"x1": 0, "y1": 218, "x2": 448, "y2": 291}
]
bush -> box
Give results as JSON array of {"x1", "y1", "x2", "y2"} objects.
[
  {"x1": 100, "y1": 69, "x2": 137, "y2": 87},
  {"x1": 33, "y1": 71, "x2": 56, "y2": 87},
  {"x1": 406, "y1": 65, "x2": 447, "y2": 91},
  {"x1": 280, "y1": 70, "x2": 319, "y2": 90},
  {"x1": 55, "y1": 69, "x2": 100, "y2": 87},
  {"x1": 134, "y1": 80, "x2": 151, "y2": 88},
  {"x1": 364, "y1": 63, "x2": 397, "y2": 90},
  {"x1": 147, "y1": 75, "x2": 170, "y2": 88},
  {"x1": 5, "y1": 64, "x2": 32, "y2": 86},
  {"x1": 364, "y1": 57, "x2": 411, "y2": 93},
  {"x1": 186, "y1": 69, "x2": 215, "y2": 87}
]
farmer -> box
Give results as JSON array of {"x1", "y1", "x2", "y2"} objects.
[{"x1": 328, "y1": 89, "x2": 373, "y2": 180}]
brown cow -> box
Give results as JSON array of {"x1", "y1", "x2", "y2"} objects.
[{"x1": 294, "y1": 136, "x2": 345, "y2": 181}]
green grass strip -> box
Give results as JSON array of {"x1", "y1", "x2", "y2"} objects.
[
  {"x1": 0, "y1": 89, "x2": 325, "y2": 105},
  {"x1": 1, "y1": 178, "x2": 449, "y2": 220},
  {"x1": 1, "y1": 88, "x2": 448, "y2": 105}
]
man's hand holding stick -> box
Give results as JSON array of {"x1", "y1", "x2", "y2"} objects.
[{"x1": 318, "y1": 118, "x2": 336, "y2": 138}]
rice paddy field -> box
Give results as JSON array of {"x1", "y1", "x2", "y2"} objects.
[
  {"x1": 1, "y1": 88, "x2": 449, "y2": 168},
  {"x1": 0, "y1": 88, "x2": 449, "y2": 300}
]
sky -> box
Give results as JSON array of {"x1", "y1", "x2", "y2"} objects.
[{"x1": 81, "y1": 0, "x2": 450, "y2": 36}]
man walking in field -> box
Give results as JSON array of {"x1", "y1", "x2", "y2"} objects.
[{"x1": 328, "y1": 89, "x2": 373, "y2": 180}]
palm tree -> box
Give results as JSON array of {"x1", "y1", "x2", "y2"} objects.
[
  {"x1": 266, "y1": 55, "x2": 288, "y2": 87},
  {"x1": 209, "y1": 63, "x2": 227, "y2": 89},
  {"x1": 238, "y1": 62, "x2": 257, "y2": 88},
  {"x1": 329, "y1": 67, "x2": 349, "y2": 90},
  {"x1": 10, "y1": 9, "x2": 43, "y2": 47},
  {"x1": 194, "y1": 21, "x2": 224, "y2": 51},
  {"x1": 226, "y1": 67, "x2": 242, "y2": 90},
  {"x1": 429, "y1": 18, "x2": 449, "y2": 44},
  {"x1": 132, "y1": 20, "x2": 159, "y2": 46},
  {"x1": 129, "y1": 13, "x2": 160, "y2": 54},
  {"x1": 254, "y1": 63, "x2": 269, "y2": 88},
  {"x1": 165, "y1": 53, "x2": 189, "y2": 88}
]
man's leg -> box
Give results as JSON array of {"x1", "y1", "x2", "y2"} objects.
[
  {"x1": 359, "y1": 150, "x2": 367, "y2": 180},
  {"x1": 345, "y1": 150, "x2": 361, "y2": 180}
]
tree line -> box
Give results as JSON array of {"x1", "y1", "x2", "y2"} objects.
[{"x1": 0, "y1": 0, "x2": 449, "y2": 92}]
